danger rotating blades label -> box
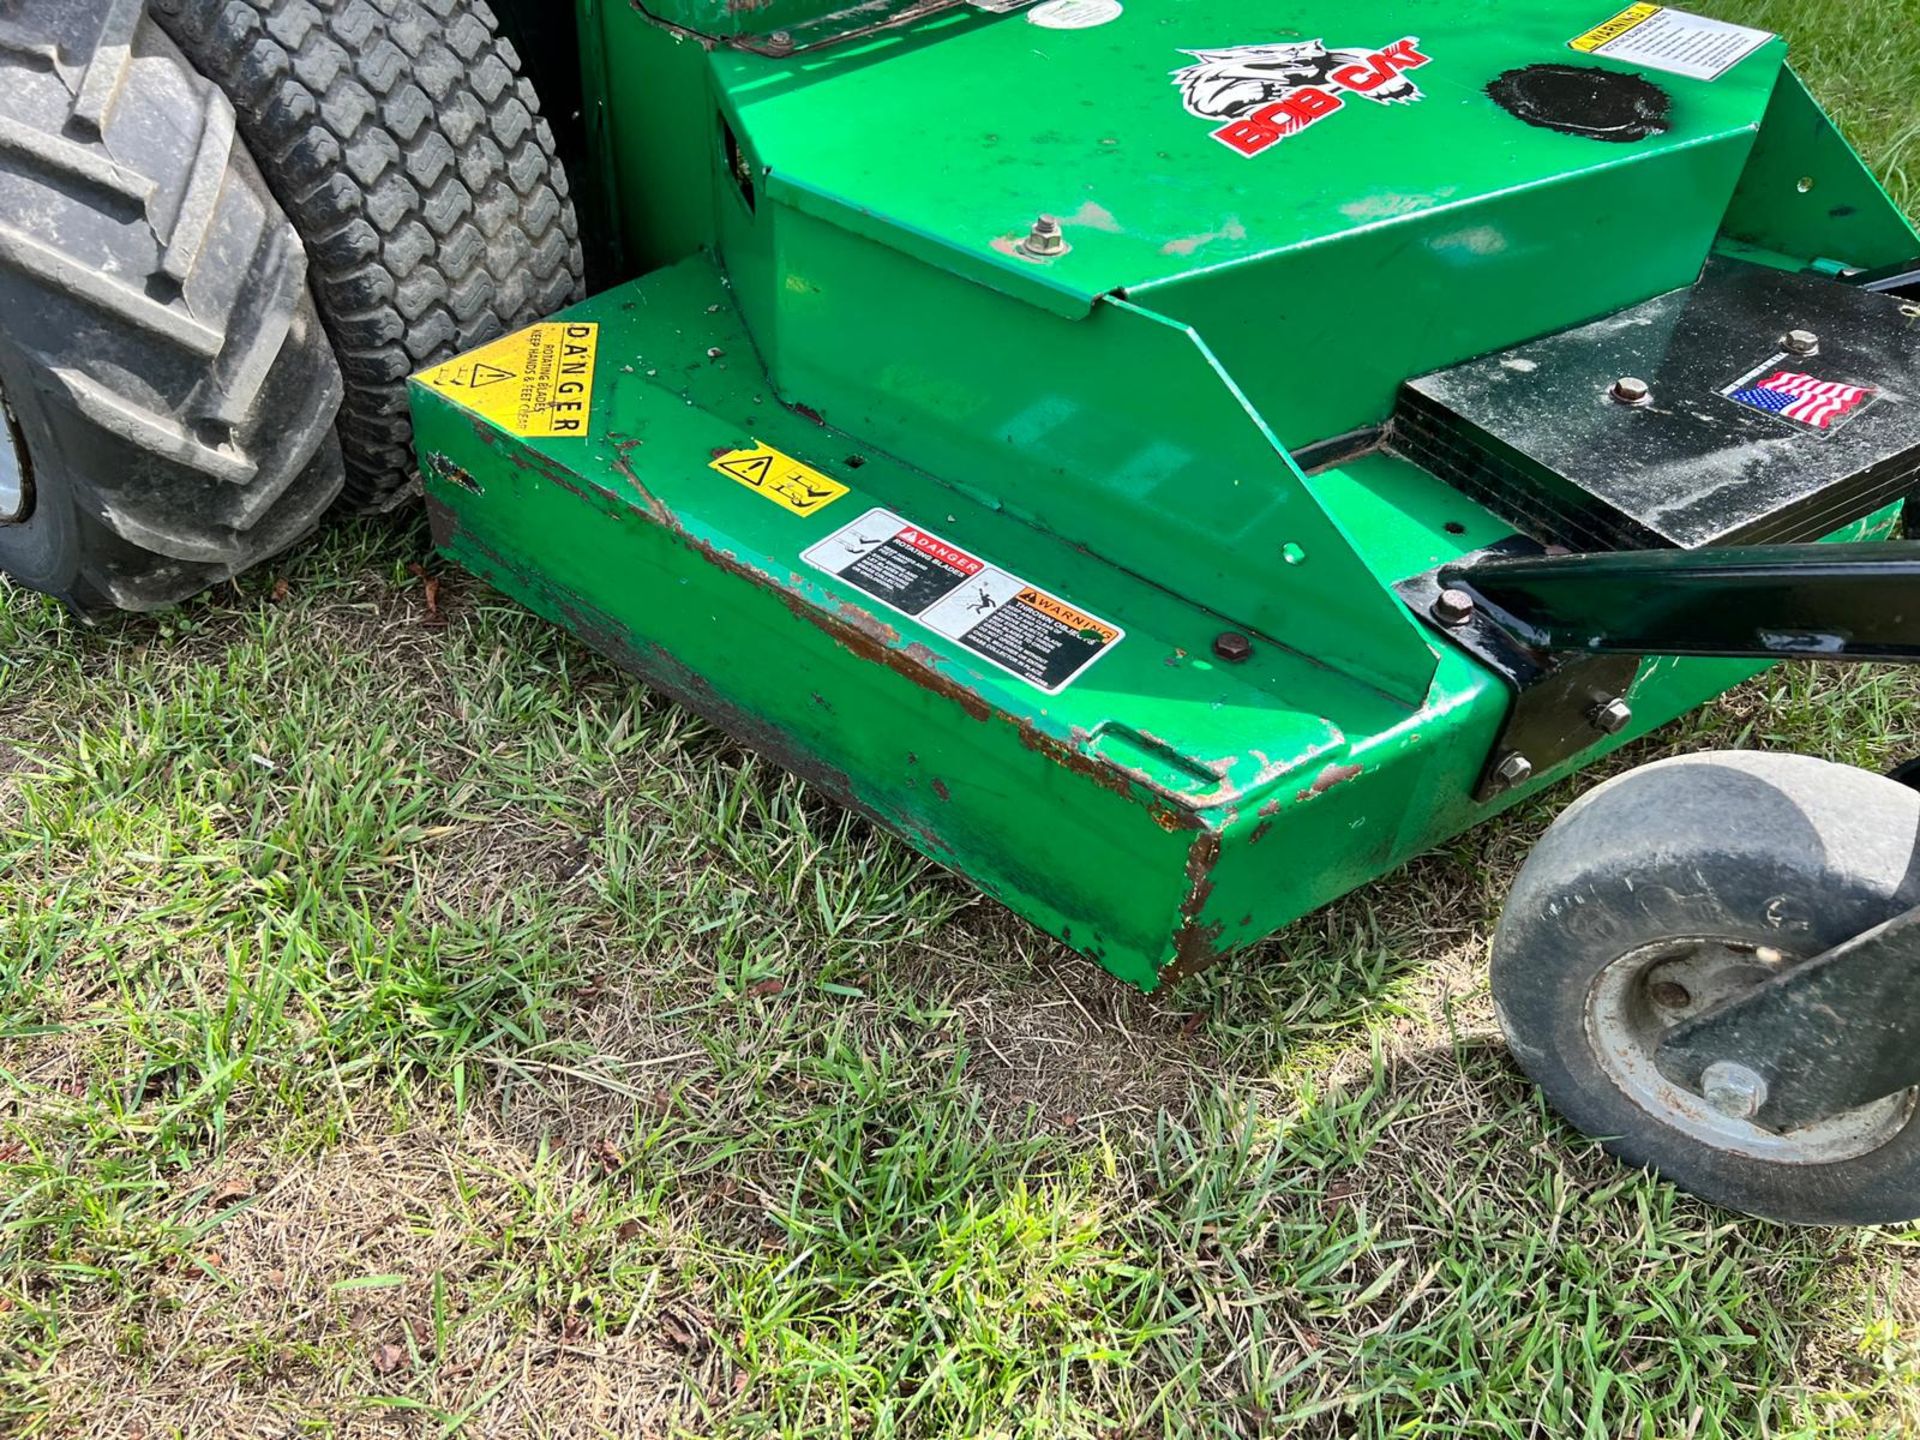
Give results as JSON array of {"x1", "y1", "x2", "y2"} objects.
[
  {"x1": 416, "y1": 323, "x2": 598, "y2": 437},
  {"x1": 803, "y1": 508, "x2": 1124, "y2": 693}
]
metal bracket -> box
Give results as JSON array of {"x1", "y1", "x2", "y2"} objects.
[
  {"x1": 1395, "y1": 539, "x2": 1641, "y2": 803},
  {"x1": 1438, "y1": 541, "x2": 1920, "y2": 662},
  {"x1": 1850, "y1": 256, "x2": 1920, "y2": 304},
  {"x1": 1404, "y1": 536, "x2": 1920, "y2": 802},
  {"x1": 1656, "y1": 903, "x2": 1920, "y2": 1131}
]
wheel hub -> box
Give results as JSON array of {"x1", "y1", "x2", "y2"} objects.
[
  {"x1": 0, "y1": 378, "x2": 29, "y2": 525},
  {"x1": 1587, "y1": 937, "x2": 1915, "y2": 1165}
]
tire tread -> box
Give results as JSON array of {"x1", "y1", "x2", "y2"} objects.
[
  {"x1": 0, "y1": 0, "x2": 345, "y2": 612},
  {"x1": 151, "y1": 0, "x2": 585, "y2": 511}
]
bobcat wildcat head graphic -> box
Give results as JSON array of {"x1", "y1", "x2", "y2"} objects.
[{"x1": 1171, "y1": 36, "x2": 1431, "y2": 155}]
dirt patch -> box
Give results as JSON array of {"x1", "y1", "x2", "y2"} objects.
[{"x1": 42, "y1": 1118, "x2": 701, "y2": 1438}]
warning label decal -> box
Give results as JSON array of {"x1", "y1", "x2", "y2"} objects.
[
  {"x1": 417, "y1": 322, "x2": 598, "y2": 437},
  {"x1": 709, "y1": 441, "x2": 849, "y2": 518},
  {"x1": 1570, "y1": 5, "x2": 1772, "y2": 81},
  {"x1": 803, "y1": 508, "x2": 1123, "y2": 693}
]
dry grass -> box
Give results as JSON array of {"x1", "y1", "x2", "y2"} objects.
[
  {"x1": 3, "y1": 542, "x2": 1915, "y2": 1436},
  {"x1": 4, "y1": 3, "x2": 1920, "y2": 1436}
]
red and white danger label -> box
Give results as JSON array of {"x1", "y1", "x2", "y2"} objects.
[{"x1": 803, "y1": 508, "x2": 1124, "y2": 693}]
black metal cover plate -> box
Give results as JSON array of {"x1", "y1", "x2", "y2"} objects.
[{"x1": 1394, "y1": 258, "x2": 1920, "y2": 551}]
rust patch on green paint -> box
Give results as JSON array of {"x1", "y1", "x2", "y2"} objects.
[
  {"x1": 435, "y1": 458, "x2": 1200, "y2": 833},
  {"x1": 1297, "y1": 761, "x2": 1363, "y2": 802},
  {"x1": 1161, "y1": 830, "x2": 1226, "y2": 984}
]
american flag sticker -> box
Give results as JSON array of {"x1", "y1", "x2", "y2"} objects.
[{"x1": 1721, "y1": 358, "x2": 1876, "y2": 432}]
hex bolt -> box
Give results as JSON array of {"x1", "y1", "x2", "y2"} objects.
[
  {"x1": 1784, "y1": 329, "x2": 1820, "y2": 356},
  {"x1": 1431, "y1": 587, "x2": 1476, "y2": 627},
  {"x1": 1609, "y1": 376, "x2": 1652, "y2": 407},
  {"x1": 765, "y1": 29, "x2": 795, "y2": 53},
  {"x1": 1590, "y1": 697, "x2": 1633, "y2": 735},
  {"x1": 1022, "y1": 215, "x2": 1067, "y2": 258},
  {"x1": 1701, "y1": 1061, "x2": 1770, "y2": 1120},
  {"x1": 1493, "y1": 752, "x2": 1534, "y2": 789},
  {"x1": 1212, "y1": 631, "x2": 1253, "y2": 663}
]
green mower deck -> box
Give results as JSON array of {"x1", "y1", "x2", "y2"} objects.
[
  {"x1": 412, "y1": 0, "x2": 1917, "y2": 989},
  {"x1": 410, "y1": 257, "x2": 1892, "y2": 988}
]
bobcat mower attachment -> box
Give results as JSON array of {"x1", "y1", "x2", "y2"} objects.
[{"x1": 409, "y1": 0, "x2": 1920, "y2": 1222}]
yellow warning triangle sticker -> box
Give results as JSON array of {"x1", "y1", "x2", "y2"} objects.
[
  {"x1": 416, "y1": 322, "x2": 598, "y2": 437},
  {"x1": 717, "y1": 453, "x2": 775, "y2": 487},
  {"x1": 709, "y1": 441, "x2": 849, "y2": 518}
]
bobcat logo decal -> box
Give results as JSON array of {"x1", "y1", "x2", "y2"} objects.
[{"x1": 1172, "y1": 37, "x2": 1432, "y2": 156}]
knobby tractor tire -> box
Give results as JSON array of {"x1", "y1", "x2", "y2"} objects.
[
  {"x1": 0, "y1": 0, "x2": 347, "y2": 612},
  {"x1": 149, "y1": 0, "x2": 586, "y2": 512}
]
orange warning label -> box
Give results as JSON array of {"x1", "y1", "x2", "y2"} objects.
[{"x1": 1015, "y1": 587, "x2": 1122, "y2": 642}]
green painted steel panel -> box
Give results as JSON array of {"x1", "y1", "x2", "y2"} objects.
[
  {"x1": 722, "y1": 0, "x2": 1782, "y2": 306},
  {"x1": 588, "y1": 17, "x2": 719, "y2": 273},
  {"x1": 1720, "y1": 67, "x2": 1920, "y2": 271},
  {"x1": 747, "y1": 206, "x2": 1443, "y2": 703},
  {"x1": 627, "y1": 0, "x2": 957, "y2": 44},
  {"x1": 1140, "y1": 133, "x2": 1756, "y2": 447},
  {"x1": 412, "y1": 258, "x2": 1897, "y2": 989}
]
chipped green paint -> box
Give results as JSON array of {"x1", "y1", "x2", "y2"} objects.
[
  {"x1": 411, "y1": 257, "x2": 1902, "y2": 987},
  {"x1": 427, "y1": 3, "x2": 1916, "y2": 986}
]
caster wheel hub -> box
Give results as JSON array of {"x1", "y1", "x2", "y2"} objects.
[{"x1": 1587, "y1": 936, "x2": 1915, "y2": 1166}]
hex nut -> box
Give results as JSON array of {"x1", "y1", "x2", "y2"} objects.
[
  {"x1": 1022, "y1": 215, "x2": 1067, "y2": 258},
  {"x1": 1784, "y1": 329, "x2": 1820, "y2": 356},
  {"x1": 1609, "y1": 376, "x2": 1652, "y2": 406},
  {"x1": 1212, "y1": 631, "x2": 1253, "y2": 663},
  {"x1": 1590, "y1": 697, "x2": 1633, "y2": 735},
  {"x1": 1431, "y1": 587, "x2": 1476, "y2": 627},
  {"x1": 1701, "y1": 1061, "x2": 1770, "y2": 1120},
  {"x1": 1494, "y1": 752, "x2": 1534, "y2": 788}
]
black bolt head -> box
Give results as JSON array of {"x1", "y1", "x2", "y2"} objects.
[{"x1": 1212, "y1": 631, "x2": 1253, "y2": 663}]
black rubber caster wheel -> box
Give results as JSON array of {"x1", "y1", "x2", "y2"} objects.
[{"x1": 1493, "y1": 751, "x2": 1920, "y2": 1225}]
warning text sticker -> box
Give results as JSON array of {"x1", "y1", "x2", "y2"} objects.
[
  {"x1": 803, "y1": 508, "x2": 1123, "y2": 693},
  {"x1": 1570, "y1": 5, "x2": 1772, "y2": 81},
  {"x1": 710, "y1": 441, "x2": 849, "y2": 518},
  {"x1": 416, "y1": 322, "x2": 598, "y2": 437}
]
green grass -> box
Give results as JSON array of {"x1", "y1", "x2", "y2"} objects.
[{"x1": 4, "y1": 7, "x2": 1920, "y2": 1436}]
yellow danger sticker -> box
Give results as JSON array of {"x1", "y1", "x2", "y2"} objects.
[
  {"x1": 1570, "y1": 2, "x2": 1659, "y2": 51},
  {"x1": 416, "y1": 322, "x2": 598, "y2": 437},
  {"x1": 709, "y1": 441, "x2": 848, "y2": 518}
]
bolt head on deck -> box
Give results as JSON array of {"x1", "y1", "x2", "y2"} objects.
[
  {"x1": 1212, "y1": 630, "x2": 1253, "y2": 663},
  {"x1": 1784, "y1": 328, "x2": 1820, "y2": 356},
  {"x1": 1609, "y1": 376, "x2": 1652, "y2": 406},
  {"x1": 1590, "y1": 697, "x2": 1633, "y2": 735},
  {"x1": 1431, "y1": 587, "x2": 1476, "y2": 627},
  {"x1": 1493, "y1": 752, "x2": 1534, "y2": 789},
  {"x1": 1022, "y1": 214, "x2": 1067, "y2": 257},
  {"x1": 1701, "y1": 1060, "x2": 1770, "y2": 1120}
]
